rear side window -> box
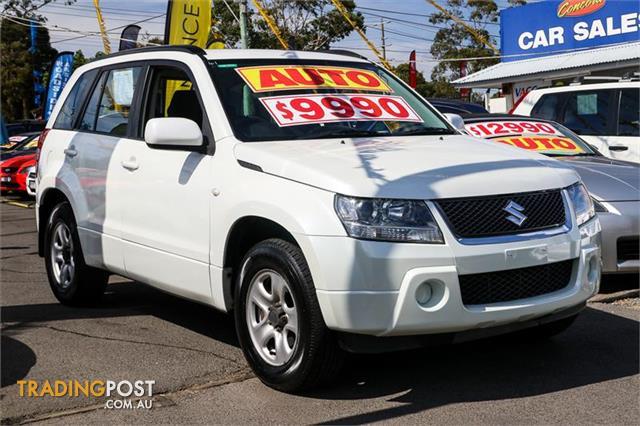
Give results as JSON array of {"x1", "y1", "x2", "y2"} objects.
[
  {"x1": 530, "y1": 94, "x2": 561, "y2": 121},
  {"x1": 53, "y1": 69, "x2": 98, "y2": 130},
  {"x1": 561, "y1": 90, "x2": 612, "y2": 136},
  {"x1": 78, "y1": 66, "x2": 143, "y2": 136},
  {"x1": 618, "y1": 89, "x2": 639, "y2": 136}
]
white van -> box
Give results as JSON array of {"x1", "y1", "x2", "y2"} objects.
[
  {"x1": 36, "y1": 46, "x2": 601, "y2": 392},
  {"x1": 513, "y1": 81, "x2": 640, "y2": 163}
]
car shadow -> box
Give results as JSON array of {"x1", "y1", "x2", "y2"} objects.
[
  {"x1": 0, "y1": 335, "x2": 36, "y2": 388},
  {"x1": 308, "y1": 306, "x2": 638, "y2": 424},
  {"x1": 1, "y1": 279, "x2": 238, "y2": 347}
]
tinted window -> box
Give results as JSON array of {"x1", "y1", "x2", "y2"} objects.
[
  {"x1": 53, "y1": 69, "x2": 98, "y2": 130},
  {"x1": 531, "y1": 94, "x2": 561, "y2": 121},
  {"x1": 618, "y1": 89, "x2": 639, "y2": 136},
  {"x1": 562, "y1": 90, "x2": 611, "y2": 136},
  {"x1": 95, "y1": 67, "x2": 142, "y2": 136},
  {"x1": 142, "y1": 66, "x2": 203, "y2": 133}
]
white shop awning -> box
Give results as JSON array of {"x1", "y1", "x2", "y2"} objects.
[{"x1": 453, "y1": 42, "x2": 640, "y2": 88}]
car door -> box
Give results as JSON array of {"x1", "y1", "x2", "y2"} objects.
[
  {"x1": 613, "y1": 88, "x2": 640, "y2": 162},
  {"x1": 117, "y1": 62, "x2": 214, "y2": 303},
  {"x1": 62, "y1": 65, "x2": 145, "y2": 274}
]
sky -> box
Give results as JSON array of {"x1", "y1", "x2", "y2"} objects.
[{"x1": 39, "y1": 0, "x2": 510, "y2": 77}]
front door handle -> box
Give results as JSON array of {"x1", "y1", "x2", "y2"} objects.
[
  {"x1": 121, "y1": 159, "x2": 139, "y2": 171},
  {"x1": 609, "y1": 145, "x2": 629, "y2": 152},
  {"x1": 63, "y1": 148, "x2": 77, "y2": 158}
]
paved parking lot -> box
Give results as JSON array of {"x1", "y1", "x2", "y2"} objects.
[{"x1": 1, "y1": 200, "x2": 638, "y2": 425}]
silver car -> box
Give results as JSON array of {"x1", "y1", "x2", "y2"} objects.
[{"x1": 447, "y1": 113, "x2": 639, "y2": 274}]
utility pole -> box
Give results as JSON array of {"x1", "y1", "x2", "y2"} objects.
[
  {"x1": 380, "y1": 18, "x2": 386, "y2": 61},
  {"x1": 239, "y1": 0, "x2": 249, "y2": 49}
]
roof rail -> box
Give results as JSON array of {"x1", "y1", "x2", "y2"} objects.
[
  {"x1": 90, "y1": 45, "x2": 206, "y2": 62},
  {"x1": 313, "y1": 49, "x2": 370, "y2": 61}
]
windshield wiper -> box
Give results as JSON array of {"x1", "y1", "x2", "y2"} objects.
[
  {"x1": 393, "y1": 127, "x2": 456, "y2": 136},
  {"x1": 309, "y1": 127, "x2": 389, "y2": 139}
]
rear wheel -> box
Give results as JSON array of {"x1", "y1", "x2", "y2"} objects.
[
  {"x1": 44, "y1": 202, "x2": 108, "y2": 305},
  {"x1": 234, "y1": 238, "x2": 344, "y2": 392}
]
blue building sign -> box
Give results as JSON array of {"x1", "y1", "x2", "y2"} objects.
[{"x1": 500, "y1": 0, "x2": 640, "y2": 62}]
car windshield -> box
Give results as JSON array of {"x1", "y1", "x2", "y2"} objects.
[
  {"x1": 464, "y1": 119, "x2": 597, "y2": 156},
  {"x1": 208, "y1": 59, "x2": 454, "y2": 142},
  {"x1": 16, "y1": 136, "x2": 38, "y2": 151}
]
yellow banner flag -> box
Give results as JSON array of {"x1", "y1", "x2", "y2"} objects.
[
  {"x1": 164, "y1": 0, "x2": 212, "y2": 47},
  {"x1": 164, "y1": 0, "x2": 212, "y2": 112}
]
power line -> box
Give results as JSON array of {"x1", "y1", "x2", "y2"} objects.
[{"x1": 356, "y1": 5, "x2": 501, "y2": 26}]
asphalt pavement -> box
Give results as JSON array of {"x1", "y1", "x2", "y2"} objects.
[{"x1": 1, "y1": 200, "x2": 638, "y2": 425}]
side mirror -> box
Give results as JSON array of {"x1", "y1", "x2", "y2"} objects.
[
  {"x1": 443, "y1": 113, "x2": 466, "y2": 132},
  {"x1": 144, "y1": 117, "x2": 203, "y2": 147}
]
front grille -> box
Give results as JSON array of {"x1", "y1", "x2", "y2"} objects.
[
  {"x1": 436, "y1": 190, "x2": 566, "y2": 239},
  {"x1": 617, "y1": 237, "x2": 639, "y2": 262},
  {"x1": 458, "y1": 260, "x2": 574, "y2": 306}
]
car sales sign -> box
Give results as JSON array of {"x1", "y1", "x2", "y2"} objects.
[{"x1": 500, "y1": 0, "x2": 640, "y2": 61}]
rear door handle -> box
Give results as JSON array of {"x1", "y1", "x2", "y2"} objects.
[
  {"x1": 63, "y1": 148, "x2": 77, "y2": 158},
  {"x1": 121, "y1": 160, "x2": 139, "y2": 171}
]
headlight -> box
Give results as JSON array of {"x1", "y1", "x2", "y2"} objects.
[
  {"x1": 20, "y1": 165, "x2": 35, "y2": 175},
  {"x1": 566, "y1": 183, "x2": 595, "y2": 226},
  {"x1": 335, "y1": 195, "x2": 444, "y2": 243}
]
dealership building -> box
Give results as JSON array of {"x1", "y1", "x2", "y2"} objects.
[{"x1": 453, "y1": 0, "x2": 640, "y2": 112}]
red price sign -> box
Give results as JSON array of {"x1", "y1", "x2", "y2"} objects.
[
  {"x1": 260, "y1": 93, "x2": 423, "y2": 127},
  {"x1": 465, "y1": 121, "x2": 562, "y2": 138}
]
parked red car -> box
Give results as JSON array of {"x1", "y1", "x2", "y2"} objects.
[{"x1": 0, "y1": 154, "x2": 36, "y2": 193}]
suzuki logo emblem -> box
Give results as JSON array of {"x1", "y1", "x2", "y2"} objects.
[{"x1": 503, "y1": 201, "x2": 527, "y2": 226}]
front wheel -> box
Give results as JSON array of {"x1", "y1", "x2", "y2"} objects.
[{"x1": 234, "y1": 239, "x2": 344, "y2": 392}]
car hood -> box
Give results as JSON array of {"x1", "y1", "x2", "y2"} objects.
[
  {"x1": 234, "y1": 135, "x2": 580, "y2": 199},
  {"x1": 560, "y1": 156, "x2": 640, "y2": 202},
  {"x1": 1, "y1": 153, "x2": 36, "y2": 169}
]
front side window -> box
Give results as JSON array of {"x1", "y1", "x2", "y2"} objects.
[
  {"x1": 562, "y1": 90, "x2": 612, "y2": 136},
  {"x1": 209, "y1": 59, "x2": 453, "y2": 142},
  {"x1": 79, "y1": 66, "x2": 142, "y2": 136},
  {"x1": 142, "y1": 66, "x2": 204, "y2": 133},
  {"x1": 53, "y1": 69, "x2": 98, "y2": 130},
  {"x1": 618, "y1": 89, "x2": 639, "y2": 137}
]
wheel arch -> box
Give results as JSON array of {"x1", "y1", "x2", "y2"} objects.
[
  {"x1": 38, "y1": 187, "x2": 71, "y2": 257},
  {"x1": 222, "y1": 215, "x2": 300, "y2": 310}
]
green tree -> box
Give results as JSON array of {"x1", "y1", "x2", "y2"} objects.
[
  {"x1": 211, "y1": 0, "x2": 363, "y2": 50},
  {"x1": 392, "y1": 63, "x2": 435, "y2": 99},
  {"x1": 1, "y1": 0, "x2": 75, "y2": 120},
  {"x1": 73, "y1": 49, "x2": 88, "y2": 69},
  {"x1": 428, "y1": 0, "x2": 526, "y2": 98},
  {"x1": 1, "y1": 19, "x2": 57, "y2": 120}
]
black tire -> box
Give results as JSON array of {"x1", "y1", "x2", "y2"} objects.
[
  {"x1": 512, "y1": 314, "x2": 578, "y2": 340},
  {"x1": 44, "y1": 202, "x2": 108, "y2": 306},
  {"x1": 234, "y1": 238, "x2": 344, "y2": 392}
]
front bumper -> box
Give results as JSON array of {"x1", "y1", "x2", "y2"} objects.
[
  {"x1": 303, "y1": 215, "x2": 601, "y2": 337},
  {"x1": 597, "y1": 201, "x2": 640, "y2": 273}
]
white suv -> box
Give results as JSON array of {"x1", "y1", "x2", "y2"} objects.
[
  {"x1": 513, "y1": 81, "x2": 640, "y2": 163},
  {"x1": 36, "y1": 46, "x2": 601, "y2": 392}
]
